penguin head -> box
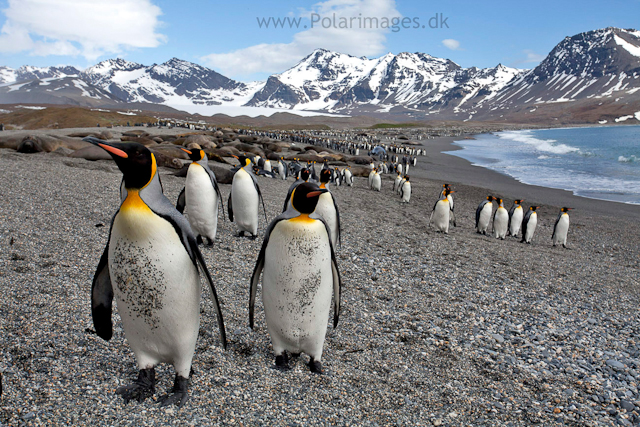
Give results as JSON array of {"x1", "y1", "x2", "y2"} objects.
[
  {"x1": 561, "y1": 207, "x2": 573, "y2": 212},
  {"x1": 291, "y1": 182, "x2": 328, "y2": 214},
  {"x1": 85, "y1": 138, "x2": 155, "y2": 189},
  {"x1": 300, "y1": 168, "x2": 311, "y2": 182},
  {"x1": 486, "y1": 195, "x2": 494, "y2": 202},
  {"x1": 320, "y1": 168, "x2": 331, "y2": 184},
  {"x1": 515, "y1": 199, "x2": 523, "y2": 204},
  {"x1": 405, "y1": 175, "x2": 410, "y2": 182},
  {"x1": 181, "y1": 148, "x2": 205, "y2": 162},
  {"x1": 530, "y1": 206, "x2": 539, "y2": 211},
  {"x1": 233, "y1": 155, "x2": 252, "y2": 167}
]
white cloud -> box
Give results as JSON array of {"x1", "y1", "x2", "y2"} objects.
[
  {"x1": 0, "y1": 0, "x2": 166, "y2": 60},
  {"x1": 522, "y1": 49, "x2": 546, "y2": 63},
  {"x1": 202, "y1": 0, "x2": 402, "y2": 80},
  {"x1": 442, "y1": 39, "x2": 461, "y2": 51}
]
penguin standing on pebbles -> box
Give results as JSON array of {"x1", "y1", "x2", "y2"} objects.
[
  {"x1": 507, "y1": 199, "x2": 524, "y2": 237},
  {"x1": 371, "y1": 169, "x2": 381, "y2": 191},
  {"x1": 228, "y1": 155, "x2": 268, "y2": 238},
  {"x1": 521, "y1": 206, "x2": 539, "y2": 244},
  {"x1": 476, "y1": 196, "x2": 495, "y2": 235},
  {"x1": 176, "y1": 148, "x2": 224, "y2": 246},
  {"x1": 429, "y1": 188, "x2": 454, "y2": 233},
  {"x1": 552, "y1": 207, "x2": 573, "y2": 248},
  {"x1": 250, "y1": 182, "x2": 342, "y2": 374},
  {"x1": 83, "y1": 138, "x2": 226, "y2": 408},
  {"x1": 492, "y1": 198, "x2": 509, "y2": 240},
  {"x1": 400, "y1": 176, "x2": 411, "y2": 203}
]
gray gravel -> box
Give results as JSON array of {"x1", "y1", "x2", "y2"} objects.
[{"x1": 1, "y1": 147, "x2": 640, "y2": 426}]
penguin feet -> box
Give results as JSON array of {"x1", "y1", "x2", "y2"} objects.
[
  {"x1": 206, "y1": 237, "x2": 214, "y2": 246},
  {"x1": 308, "y1": 358, "x2": 323, "y2": 375},
  {"x1": 274, "y1": 353, "x2": 290, "y2": 371},
  {"x1": 237, "y1": 231, "x2": 245, "y2": 238},
  {"x1": 116, "y1": 368, "x2": 156, "y2": 404},
  {"x1": 158, "y1": 375, "x2": 189, "y2": 408},
  {"x1": 250, "y1": 234, "x2": 258, "y2": 240}
]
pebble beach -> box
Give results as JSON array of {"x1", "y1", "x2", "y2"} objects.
[{"x1": 1, "y1": 129, "x2": 640, "y2": 426}]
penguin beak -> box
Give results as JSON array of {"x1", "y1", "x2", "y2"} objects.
[
  {"x1": 84, "y1": 137, "x2": 128, "y2": 158},
  {"x1": 181, "y1": 148, "x2": 193, "y2": 155},
  {"x1": 307, "y1": 189, "x2": 328, "y2": 198}
]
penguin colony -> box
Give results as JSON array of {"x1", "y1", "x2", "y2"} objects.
[{"x1": 81, "y1": 136, "x2": 573, "y2": 408}]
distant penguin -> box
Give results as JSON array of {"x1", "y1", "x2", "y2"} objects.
[
  {"x1": 263, "y1": 159, "x2": 272, "y2": 173},
  {"x1": 282, "y1": 168, "x2": 310, "y2": 212},
  {"x1": 400, "y1": 176, "x2": 411, "y2": 203},
  {"x1": 250, "y1": 182, "x2": 342, "y2": 374},
  {"x1": 277, "y1": 158, "x2": 287, "y2": 180},
  {"x1": 228, "y1": 155, "x2": 268, "y2": 238},
  {"x1": 176, "y1": 148, "x2": 224, "y2": 246},
  {"x1": 368, "y1": 168, "x2": 375, "y2": 189},
  {"x1": 343, "y1": 167, "x2": 353, "y2": 186},
  {"x1": 508, "y1": 199, "x2": 524, "y2": 237},
  {"x1": 84, "y1": 138, "x2": 226, "y2": 407},
  {"x1": 476, "y1": 196, "x2": 495, "y2": 235},
  {"x1": 440, "y1": 184, "x2": 457, "y2": 227},
  {"x1": 430, "y1": 189, "x2": 454, "y2": 233},
  {"x1": 492, "y1": 198, "x2": 509, "y2": 240},
  {"x1": 393, "y1": 172, "x2": 402, "y2": 193},
  {"x1": 521, "y1": 206, "x2": 539, "y2": 244},
  {"x1": 371, "y1": 169, "x2": 381, "y2": 191},
  {"x1": 552, "y1": 207, "x2": 573, "y2": 248},
  {"x1": 314, "y1": 169, "x2": 341, "y2": 248}
]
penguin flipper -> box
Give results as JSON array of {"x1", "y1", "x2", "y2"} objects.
[
  {"x1": 176, "y1": 187, "x2": 186, "y2": 214},
  {"x1": 227, "y1": 192, "x2": 234, "y2": 222},
  {"x1": 192, "y1": 239, "x2": 227, "y2": 349},
  {"x1": 331, "y1": 192, "x2": 342, "y2": 247},
  {"x1": 92, "y1": 241, "x2": 114, "y2": 341},
  {"x1": 475, "y1": 201, "x2": 485, "y2": 228}
]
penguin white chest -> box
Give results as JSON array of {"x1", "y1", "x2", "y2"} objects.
[
  {"x1": 109, "y1": 201, "x2": 200, "y2": 372},
  {"x1": 401, "y1": 182, "x2": 411, "y2": 202},
  {"x1": 554, "y1": 214, "x2": 570, "y2": 245},
  {"x1": 524, "y1": 213, "x2": 537, "y2": 242},
  {"x1": 478, "y1": 204, "x2": 492, "y2": 232},
  {"x1": 262, "y1": 219, "x2": 333, "y2": 359},
  {"x1": 494, "y1": 208, "x2": 509, "y2": 239},
  {"x1": 371, "y1": 174, "x2": 381, "y2": 191},
  {"x1": 185, "y1": 164, "x2": 219, "y2": 239},
  {"x1": 231, "y1": 169, "x2": 259, "y2": 234},
  {"x1": 314, "y1": 192, "x2": 338, "y2": 247},
  {"x1": 510, "y1": 206, "x2": 523, "y2": 236},
  {"x1": 433, "y1": 200, "x2": 450, "y2": 233}
]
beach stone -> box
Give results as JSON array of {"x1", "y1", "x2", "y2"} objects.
[
  {"x1": 620, "y1": 400, "x2": 635, "y2": 411},
  {"x1": 607, "y1": 360, "x2": 625, "y2": 370}
]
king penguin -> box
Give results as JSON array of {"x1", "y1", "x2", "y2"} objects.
[
  {"x1": 343, "y1": 167, "x2": 353, "y2": 187},
  {"x1": 228, "y1": 155, "x2": 267, "y2": 238},
  {"x1": 176, "y1": 148, "x2": 224, "y2": 246},
  {"x1": 476, "y1": 196, "x2": 495, "y2": 235},
  {"x1": 492, "y1": 198, "x2": 509, "y2": 240},
  {"x1": 250, "y1": 182, "x2": 342, "y2": 373},
  {"x1": 371, "y1": 169, "x2": 381, "y2": 191},
  {"x1": 83, "y1": 138, "x2": 226, "y2": 408},
  {"x1": 400, "y1": 176, "x2": 411, "y2": 203},
  {"x1": 429, "y1": 188, "x2": 454, "y2": 233},
  {"x1": 521, "y1": 205, "x2": 539, "y2": 244},
  {"x1": 507, "y1": 199, "x2": 524, "y2": 237},
  {"x1": 314, "y1": 169, "x2": 341, "y2": 248},
  {"x1": 393, "y1": 172, "x2": 402, "y2": 193},
  {"x1": 552, "y1": 207, "x2": 573, "y2": 248}
]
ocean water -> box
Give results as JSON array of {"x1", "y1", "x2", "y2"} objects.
[{"x1": 447, "y1": 125, "x2": 640, "y2": 205}]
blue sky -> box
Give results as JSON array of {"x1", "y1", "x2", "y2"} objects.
[{"x1": 0, "y1": 0, "x2": 638, "y2": 82}]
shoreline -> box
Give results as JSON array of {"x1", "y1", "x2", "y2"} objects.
[{"x1": 416, "y1": 135, "x2": 640, "y2": 220}]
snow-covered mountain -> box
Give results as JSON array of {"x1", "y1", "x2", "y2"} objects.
[
  {"x1": 245, "y1": 49, "x2": 523, "y2": 115},
  {"x1": 487, "y1": 27, "x2": 640, "y2": 109},
  {"x1": 0, "y1": 27, "x2": 639, "y2": 123}
]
